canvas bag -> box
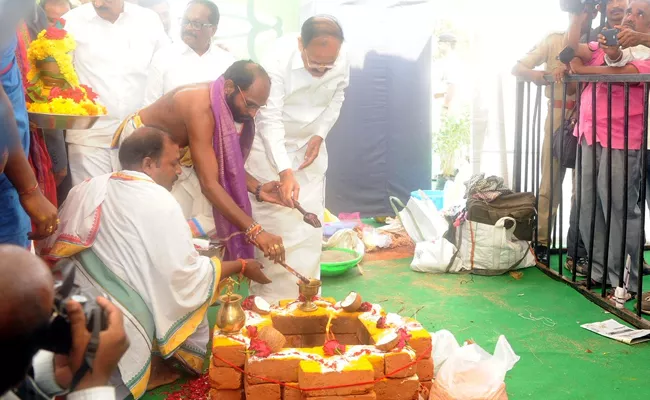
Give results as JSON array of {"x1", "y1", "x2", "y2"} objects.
[
  {"x1": 389, "y1": 192, "x2": 449, "y2": 243},
  {"x1": 457, "y1": 217, "x2": 536, "y2": 275},
  {"x1": 466, "y1": 193, "x2": 536, "y2": 241}
]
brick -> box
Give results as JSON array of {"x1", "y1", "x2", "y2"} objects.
[
  {"x1": 303, "y1": 391, "x2": 377, "y2": 400},
  {"x1": 282, "y1": 383, "x2": 302, "y2": 400},
  {"x1": 212, "y1": 338, "x2": 246, "y2": 367},
  {"x1": 272, "y1": 314, "x2": 329, "y2": 335},
  {"x1": 246, "y1": 356, "x2": 302, "y2": 384},
  {"x1": 301, "y1": 334, "x2": 327, "y2": 348},
  {"x1": 209, "y1": 388, "x2": 243, "y2": 400},
  {"x1": 366, "y1": 353, "x2": 385, "y2": 380},
  {"x1": 409, "y1": 331, "x2": 432, "y2": 360},
  {"x1": 285, "y1": 335, "x2": 302, "y2": 348},
  {"x1": 209, "y1": 366, "x2": 243, "y2": 390},
  {"x1": 331, "y1": 314, "x2": 362, "y2": 334},
  {"x1": 299, "y1": 358, "x2": 374, "y2": 397},
  {"x1": 384, "y1": 350, "x2": 416, "y2": 378},
  {"x1": 335, "y1": 333, "x2": 363, "y2": 346},
  {"x1": 244, "y1": 381, "x2": 281, "y2": 400},
  {"x1": 374, "y1": 376, "x2": 419, "y2": 400},
  {"x1": 416, "y1": 357, "x2": 434, "y2": 381}
]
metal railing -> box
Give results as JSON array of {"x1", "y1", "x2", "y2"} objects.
[{"x1": 513, "y1": 74, "x2": 650, "y2": 328}]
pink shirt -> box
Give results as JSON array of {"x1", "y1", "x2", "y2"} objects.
[{"x1": 574, "y1": 42, "x2": 650, "y2": 150}]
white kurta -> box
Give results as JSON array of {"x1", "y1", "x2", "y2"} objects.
[
  {"x1": 62, "y1": 3, "x2": 169, "y2": 184},
  {"x1": 142, "y1": 41, "x2": 236, "y2": 235},
  {"x1": 246, "y1": 34, "x2": 350, "y2": 304}
]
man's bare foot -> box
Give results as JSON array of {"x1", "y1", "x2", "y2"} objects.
[{"x1": 147, "y1": 355, "x2": 181, "y2": 390}]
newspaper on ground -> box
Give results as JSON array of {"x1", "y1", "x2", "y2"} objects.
[{"x1": 581, "y1": 319, "x2": 650, "y2": 345}]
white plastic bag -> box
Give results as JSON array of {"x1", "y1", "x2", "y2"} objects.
[
  {"x1": 322, "y1": 229, "x2": 365, "y2": 259},
  {"x1": 433, "y1": 331, "x2": 520, "y2": 400},
  {"x1": 410, "y1": 238, "x2": 460, "y2": 273},
  {"x1": 457, "y1": 217, "x2": 535, "y2": 275},
  {"x1": 389, "y1": 192, "x2": 449, "y2": 243}
]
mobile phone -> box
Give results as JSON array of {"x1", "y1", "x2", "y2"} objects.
[{"x1": 602, "y1": 28, "x2": 620, "y2": 46}]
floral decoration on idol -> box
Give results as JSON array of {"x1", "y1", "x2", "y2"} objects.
[{"x1": 25, "y1": 19, "x2": 106, "y2": 116}]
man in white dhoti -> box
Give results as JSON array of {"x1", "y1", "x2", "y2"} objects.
[
  {"x1": 63, "y1": 0, "x2": 169, "y2": 185},
  {"x1": 40, "y1": 127, "x2": 271, "y2": 399},
  {"x1": 143, "y1": 0, "x2": 236, "y2": 238},
  {"x1": 246, "y1": 15, "x2": 350, "y2": 304}
]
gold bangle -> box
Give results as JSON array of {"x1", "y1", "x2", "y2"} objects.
[{"x1": 19, "y1": 182, "x2": 39, "y2": 196}]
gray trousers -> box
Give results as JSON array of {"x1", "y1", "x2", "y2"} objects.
[{"x1": 579, "y1": 139, "x2": 642, "y2": 291}]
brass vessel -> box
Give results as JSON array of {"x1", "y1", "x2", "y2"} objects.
[
  {"x1": 298, "y1": 278, "x2": 322, "y2": 312},
  {"x1": 35, "y1": 59, "x2": 67, "y2": 90},
  {"x1": 215, "y1": 279, "x2": 246, "y2": 335}
]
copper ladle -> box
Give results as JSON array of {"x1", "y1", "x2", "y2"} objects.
[{"x1": 294, "y1": 200, "x2": 322, "y2": 228}]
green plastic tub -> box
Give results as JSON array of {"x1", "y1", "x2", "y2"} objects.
[{"x1": 320, "y1": 247, "x2": 363, "y2": 277}]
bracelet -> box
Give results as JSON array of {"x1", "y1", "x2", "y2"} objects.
[
  {"x1": 238, "y1": 259, "x2": 247, "y2": 280},
  {"x1": 255, "y1": 183, "x2": 263, "y2": 202},
  {"x1": 245, "y1": 222, "x2": 259, "y2": 235},
  {"x1": 19, "y1": 182, "x2": 39, "y2": 196}
]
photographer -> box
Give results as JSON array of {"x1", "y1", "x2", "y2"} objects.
[
  {"x1": 0, "y1": 245, "x2": 128, "y2": 400},
  {"x1": 565, "y1": 0, "x2": 650, "y2": 302}
]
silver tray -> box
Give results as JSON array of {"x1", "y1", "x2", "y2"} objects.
[{"x1": 28, "y1": 112, "x2": 103, "y2": 130}]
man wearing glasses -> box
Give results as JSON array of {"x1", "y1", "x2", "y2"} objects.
[{"x1": 246, "y1": 15, "x2": 350, "y2": 304}]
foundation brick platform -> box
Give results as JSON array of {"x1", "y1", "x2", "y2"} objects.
[{"x1": 210, "y1": 298, "x2": 433, "y2": 400}]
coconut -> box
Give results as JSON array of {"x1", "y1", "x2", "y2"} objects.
[
  {"x1": 341, "y1": 291, "x2": 362, "y2": 312},
  {"x1": 374, "y1": 330, "x2": 400, "y2": 352},
  {"x1": 257, "y1": 325, "x2": 286, "y2": 353},
  {"x1": 252, "y1": 296, "x2": 271, "y2": 315}
]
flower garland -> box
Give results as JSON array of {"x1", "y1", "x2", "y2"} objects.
[{"x1": 25, "y1": 19, "x2": 106, "y2": 116}]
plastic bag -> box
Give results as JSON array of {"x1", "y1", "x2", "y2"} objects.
[
  {"x1": 361, "y1": 227, "x2": 392, "y2": 251},
  {"x1": 322, "y1": 229, "x2": 365, "y2": 260},
  {"x1": 389, "y1": 192, "x2": 449, "y2": 243},
  {"x1": 410, "y1": 238, "x2": 460, "y2": 273},
  {"x1": 432, "y1": 331, "x2": 520, "y2": 400}
]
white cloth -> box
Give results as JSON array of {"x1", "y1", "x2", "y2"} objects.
[
  {"x1": 67, "y1": 144, "x2": 113, "y2": 186},
  {"x1": 41, "y1": 171, "x2": 220, "y2": 399},
  {"x1": 252, "y1": 34, "x2": 350, "y2": 174},
  {"x1": 143, "y1": 41, "x2": 236, "y2": 106},
  {"x1": 246, "y1": 34, "x2": 349, "y2": 305},
  {"x1": 62, "y1": 3, "x2": 169, "y2": 149}
]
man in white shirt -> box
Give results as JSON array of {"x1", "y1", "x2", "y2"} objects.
[
  {"x1": 63, "y1": 0, "x2": 169, "y2": 186},
  {"x1": 144, "y1": 0, "x2": 235, "y2": 105},
  {"x1": 246, "y1": 15, "x2": 350, "y2": 304}
]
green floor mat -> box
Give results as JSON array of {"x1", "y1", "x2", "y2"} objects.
[{"x1": 144, "y1": 259, "x2": 650, "y2": 400}]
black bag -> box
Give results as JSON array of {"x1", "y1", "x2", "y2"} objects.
[
  {"x1": 466, "y1": 192, "x2": 537, "y2": 241},
  {"x1": 552, "y1": 108, "x2": 579, "y2": 169}
]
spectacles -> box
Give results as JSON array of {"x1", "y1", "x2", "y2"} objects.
[
  {"x1": 180, "y1": 18, "x2": 214, "y2": 30},
  {"x1": 302, "y1": 49, "x2": 336, "y2": 72},
  {"x1": 238, "y1": 86, "x2": 260, "y2": 113}
]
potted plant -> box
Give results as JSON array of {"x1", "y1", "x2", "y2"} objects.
[{"x1": 433, "y1": 110, "x2": 470, "y2": 190}]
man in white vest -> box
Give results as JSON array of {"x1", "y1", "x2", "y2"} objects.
[{"x1": 246, "y1": 15, "x2": 350, "y2": 304}]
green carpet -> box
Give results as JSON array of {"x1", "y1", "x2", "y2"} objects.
[{"x1": 144, "y1": 258, "x2": 650, "y2": 400}]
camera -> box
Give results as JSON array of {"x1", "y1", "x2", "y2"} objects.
[
  {"x1": 39, "y1": 259, "x2": 107, "y2": 354},
  {"x1": 560, "y1": 0, "x2": 608, "y2": 13}
]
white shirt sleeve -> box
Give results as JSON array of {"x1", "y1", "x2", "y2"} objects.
[
  {"x1": 67, "y1": 387, "x2": 116, "y2": 400},
  {"x1": 256, "y1": 51, "x2": 292, "y2": 174},
  {"x1": 314, "y1": 53, "x2": 351, "y2": 140},
  {"x1": 605, "y1": 45, "x2": 650, "y2": 66},
  {"x1": 32, "y1": 351, "x2": 65, "y2": 397},
  {"x1": 143, "y1": 51, "x2": 165, "y2": 106}
]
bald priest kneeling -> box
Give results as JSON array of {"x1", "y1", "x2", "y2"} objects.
[{"x1": 40, "y1": 127, "x2": 271, "y2": 399}]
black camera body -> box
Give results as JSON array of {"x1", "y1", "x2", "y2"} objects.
[
  {"x1": 39, "y1": 259, "x2": 107, "y2": 355},
  {"x1": 560, "y1": 0, "x2": 608, "y2": 13}
]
